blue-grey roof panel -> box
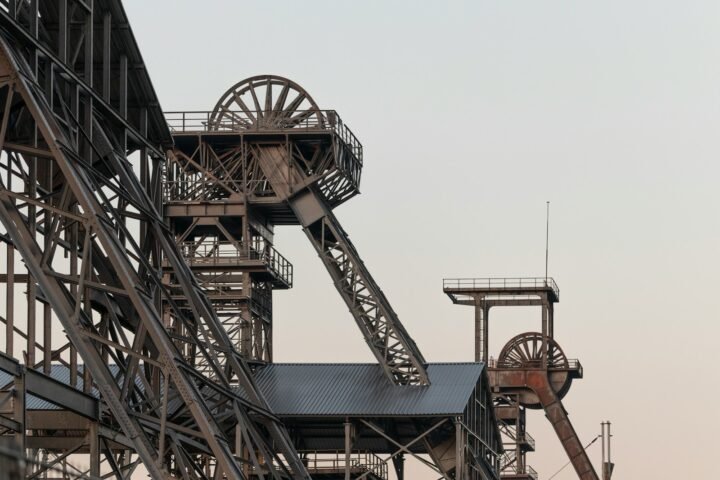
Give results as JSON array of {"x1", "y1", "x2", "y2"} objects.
[
  {"x1": 1, "y1": 363, "x2": 485, "y2": 418},
  {"x1": 252, "y1": 363, "x2": 484, "y2": 417}
]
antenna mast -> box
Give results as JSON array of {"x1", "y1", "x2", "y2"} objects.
[{"x1": 545, "y1": 201, "x2": 550, "y2": 282}]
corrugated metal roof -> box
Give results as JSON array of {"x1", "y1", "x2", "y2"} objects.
[
  {"x1": 0, "y1": 366, "x2": 104, "y2": 411},
  {"x1": 0, "y1": 363, "x2": 485, "y2": 418},
  {"x1": 252, "y1": 363, "x2": 484, "y2": 417}
]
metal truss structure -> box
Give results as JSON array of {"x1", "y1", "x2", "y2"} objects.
[
  {"x1": 444, "y1": 278, "x2": 600, "y2": 480},
  {"x1": 166, "y1": 75, "x2": 428, "y2": 386},
  {"x1": 0, "y1": 2, "x2": 601, "y2": 480},
  {"x1": 0, "y1": 2, "x2": 308, "y2": 478}
]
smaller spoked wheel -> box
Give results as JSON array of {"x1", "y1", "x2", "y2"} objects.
[
  {"x1": 497, "y1": 332, "x2": 568, "y2": 369},
  {"x1": 209, "y1": 75, "x2": 325, "y2": 131},
  {"x1": 497, "y1": 332, "x2": 573, "y2": 409}
]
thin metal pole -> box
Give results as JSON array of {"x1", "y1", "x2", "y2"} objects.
[
  {"x1": 607, "y1": 421, "x2": 612, "y2": 470},
  {"x1": 545, "y1": 201, "x2": 550, "y2": 282},
  {"x1": 601, "y1": 422, "x2": 605, "y2": 471}
]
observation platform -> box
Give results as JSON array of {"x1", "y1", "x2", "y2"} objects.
[
  {"x1": 443, "y1": 277, "x2": 560, "y2": 304},
  {"x1": 165, "y1": 109, "x2": 363, "y2": 160},
  {"x1": 164, "y1": 109, "x2": 364, "y2": 217}
]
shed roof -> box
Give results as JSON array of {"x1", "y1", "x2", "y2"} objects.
[
  {"x1": 0, "y1": 362, "x2": 486, "y2": 419},
  {"x1": 252, "y1": 363, "x2": 484, "y2": 417}
]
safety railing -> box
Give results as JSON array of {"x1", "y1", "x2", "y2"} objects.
[
  {"x1": 500, "y1": 423, "x2": 535, "y2": 450},
  {"x1": 489, "y1": 358, "x2": 582, "y2": 372},
  {"x1": 443, "y1": 277, "x2": 559, "y2": 299},
  {"x1": 500, "y1": 451, "x2": 538, "y2": 479},
  {"x1": 302, "y1": 451, "x2": 388, "y2": 479},
  {"x1": 164, "y1": 109, "x2": 363, "y2": 165},
  {"x1": 180, "y1": 242, "x2": 293, "y2": 287},
  {"x1": 520, "y1": 430, "x2": 536, "y2": 450}
]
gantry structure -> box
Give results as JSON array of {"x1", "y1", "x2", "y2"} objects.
[
  {"x1": 0, "y1": 1, "x2": 505, "y2": 478},
  {"x1": 163, "y1": 74, "x2": 502, "y2": 479},
  {"x1": 443, "y1": 278, "x2": 599, "y2": 480},
  {"x1": 165, "y1": 75, "x2": 428, "y2": 385}
]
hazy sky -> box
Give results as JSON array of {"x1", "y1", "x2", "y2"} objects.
[{"x1": 125, "y1": 1, "x2": 720, "y2": 478}]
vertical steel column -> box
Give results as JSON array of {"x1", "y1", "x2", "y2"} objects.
[
  {"x1": 89, "y1": 421, "x2": 100, "y2": 477},
  {"x1": 541, "y1": 297, "x2": 548, "y2": 368},
  {"x1": 5, "y1": 229, "x2": 13, "y2": 357},
  {"x1": 344, "y1": 419, "x2": 352, "y2": 480},
  {"x1": 474, "y1": 299, "x2": 482, "y2": 363},
  {"x1": 483, "y1": 303, "x2": 489, "y2": 365},
  {"x1": 241, "y1": 271, "x2": 252, "y2": 356},
  {"x1": 12, "y1": 369, "x2": 24, "y2": 457},
  {"x1": 392, "y1": 454, "x2": 405, "y2": 480},
  {"x1": 455, "y1": 419, "x2": 465, "y2": 480},
  {"x1": 474, "y1": 299, "x2": 490, "y2": 364},
  {"x1": 102, "y1": 12, "x2": 112, "y2": 102},
  {"x1": 548, "y1": 301, "x2": 554, "y2": 339}
]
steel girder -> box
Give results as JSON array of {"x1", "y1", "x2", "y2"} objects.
[
  {"x1": 299, "y1": 204, "x2": 430, "y2": 386},
  {"x1": 0, "y1": 3, "x2": 309, "y2": 478},
  {"x1": 248, "y1": 138, "x2": 429, "y2": 385}
]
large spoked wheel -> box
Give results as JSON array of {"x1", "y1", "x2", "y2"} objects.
[
  {"x1": 498, "y1": 332, "x2": 573, "y2": 409},
  {"x1": 209, "y1": 75, "x2": 325, "y2": 131},
  {"x1": 498, "y1": 332, "x2": 569, "y2": 369}
]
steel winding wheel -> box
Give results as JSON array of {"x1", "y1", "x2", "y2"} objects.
[
  {"x1": 210, "y1": 74, "x2": 325, "y2": 130},
  {"x1": 498, "y1": 332, "x2": 574, "y2": 408}
]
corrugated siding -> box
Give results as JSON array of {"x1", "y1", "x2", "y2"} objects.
[{"x1": 252, "y1": 363, "x2": 483, "y2": 417}]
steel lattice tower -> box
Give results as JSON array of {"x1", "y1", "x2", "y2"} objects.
[{"x1": 0, "y1": 2, "x2": 309, "y2": 478}]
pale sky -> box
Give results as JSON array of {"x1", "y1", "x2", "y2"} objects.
[{"x1": 125, "y1": 1, "x2": 720, "y2": 478}]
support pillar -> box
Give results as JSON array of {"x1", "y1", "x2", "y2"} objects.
[
  {"x1": 483, "y1": 303, "x2": 489, "y2": 365},
  {"x1": 392, "y1": 454, "x2": 405, "y2": 480},
  {"x1": 12, "y1": 371, "x2": 25, "y2": 455},
  {"x1": 344, "y1": 419, "x2": 352, "y2": 480},
  {"x1": 6, "y1": 238, "x2": 14, "y2": 357},
  {"x1": 455, "y1": 419, "x2": 465, "y2": 480},
  {"x1": 474, "y1": 300, "x2": 482, "y2": 363},
  {"x1": 89, "y1": 421, "x2": 100, "y2": 477},
  {"x1": 474, "y1": 299, "x2": 490, "y2": 364},
  {"x1": 241, "y1": 272, "x2": 252, "y2": 356},
  {"x1": 541, "y1": 298, "x2": 548, "y2": 367}
]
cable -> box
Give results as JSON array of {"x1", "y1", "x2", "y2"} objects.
[{"x1": 547, "y1": 435, "x2": 600, "y2": 480}]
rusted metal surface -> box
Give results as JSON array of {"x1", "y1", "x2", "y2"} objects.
[{"x1": 445, "y1": 277, "x2": 599, "y2": 480}]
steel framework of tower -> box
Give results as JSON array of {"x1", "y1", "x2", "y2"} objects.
[
  {"x1": 163, "y1": 74, "x2": 499, "y2": 479},
  {"x1": 0, "y1": 2, "x2": 496, "y2": 477},
  {"x1": 165, "y1": 75, "x2": 428, "y2": 386},
  {"x1": 0, "y1": 2, "x2": 603, "y2": 480},
  {"x1": 443, "y1": 278, "x2": 600, "y2": 480},
  {"x1": 0, "y1": 2, "x2": 310, "y2": 478}
]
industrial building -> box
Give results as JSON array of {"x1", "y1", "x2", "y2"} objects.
[{"x1": 0, "y1": 1, "x2": 608, "y2": 479}]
